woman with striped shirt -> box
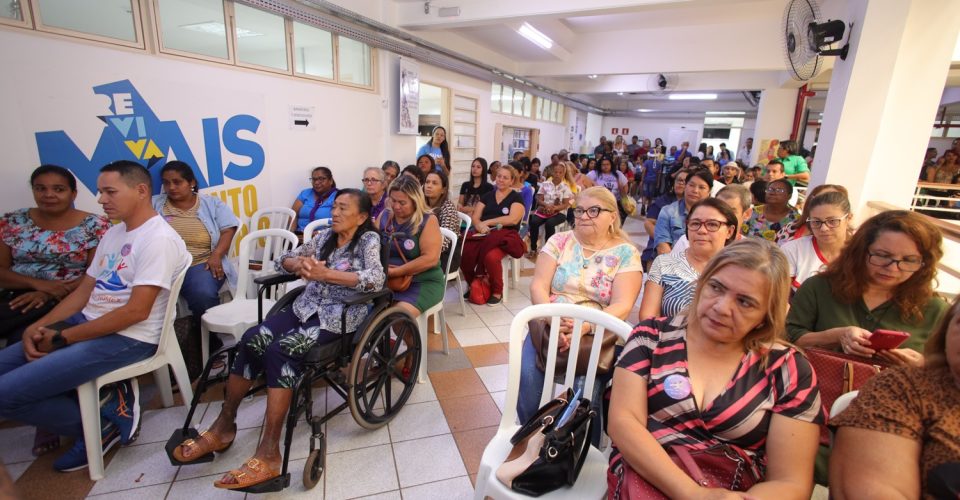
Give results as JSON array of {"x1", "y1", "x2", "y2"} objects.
[{"x1": 608, "y1": 239, "x2": 824, "y2": 499}]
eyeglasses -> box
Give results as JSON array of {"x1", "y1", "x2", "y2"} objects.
[
  {"x1": 687, "y1": 219, "x2": 728, "y2": 232},
  {"x1": 362, "y1": 178, "x2": 383, "y2": 183},
  {"x1": 867, "y1": 252, "x2": 923, "y2": 272},
  {"x1": 310, "y1": 176, "x2": 330, "y2": 182},
  {"x1": 808, "y1": 216, "x2": 847, "y2": 229},
  {"x1": 572, "y1": 206, "x2": 613, "y2": 219},
  {"x1": 765, "y1": 187, "x2": 787, "y2": 194}
]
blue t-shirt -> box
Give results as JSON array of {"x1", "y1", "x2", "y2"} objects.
[
  {"x1": 417, "y1": 143, "x2": 443, "y2": 162},
  {"x1": 643, "y1": 159, "x2": 661, "y2": 182},
  {"x1": 295, "y1": 187, "x2": 337, "y2": 232}
]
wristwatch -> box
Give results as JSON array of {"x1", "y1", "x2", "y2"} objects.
[{"x1": 50, "y1": 329, "x2": 69, "y2": 350}]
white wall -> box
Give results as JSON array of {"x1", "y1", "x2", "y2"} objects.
[
  {"x1": 0, "y1": 28, "x2": 568, "y2": 217},
  {"x1": 599, "y1": 116, "x2": 704, "y2": 151}
]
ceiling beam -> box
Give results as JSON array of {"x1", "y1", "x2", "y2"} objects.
[{"x1": 543, "y1": 71, "x2": 785, "y2": 94}]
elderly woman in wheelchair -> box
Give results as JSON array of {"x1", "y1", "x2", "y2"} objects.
[{"x1": 170, "y1": 188, "x2": 388, "y2": 490}]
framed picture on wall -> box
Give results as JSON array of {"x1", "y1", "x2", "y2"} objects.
[{"x1": 399, "y1": 57, "x2": 420, "y2": 135}]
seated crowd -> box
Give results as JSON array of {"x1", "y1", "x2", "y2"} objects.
[{"x1": 0, "y1": 133, "x2": 957, "y2": 499}]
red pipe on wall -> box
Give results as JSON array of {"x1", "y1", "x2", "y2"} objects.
[{"x1": 790, "y1": 84, "x2": 817, "y2": 141}]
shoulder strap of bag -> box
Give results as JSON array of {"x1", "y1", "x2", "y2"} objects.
[{"x1": 386, "y1": 212, "x2": 409, "y2": 264}]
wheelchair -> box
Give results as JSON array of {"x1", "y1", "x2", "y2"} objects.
[{"x1": 164, "y1": 240, "x2": 421, "y2": 494}]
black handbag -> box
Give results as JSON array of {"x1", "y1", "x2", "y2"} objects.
[{"x1": 496, "y1": 388, "x2": 596, "y2": 496}]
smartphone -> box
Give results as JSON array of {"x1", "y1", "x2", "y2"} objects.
[
  {"x1": 868, "y1": 329, "x2": 910, "y2": 350},
  {"x1": 44, "y1": 320, "x2": 73, "y2": 331}
]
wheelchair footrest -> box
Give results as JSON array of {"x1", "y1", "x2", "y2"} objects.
[
  {"x1": 232, "y1": 473, "x2": 291, "y2": 493},
  {"x1": 165, "y1": 428, "x2": 215, "y2": 466}
]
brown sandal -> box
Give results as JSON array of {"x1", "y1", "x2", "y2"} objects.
[
  {"x1": 214, "y1": 458, "x2": 281, "y2": 490},
  {"x1": 172, "y1": 431, "x2": 234, "y2": 463}
]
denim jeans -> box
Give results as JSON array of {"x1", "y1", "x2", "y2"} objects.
[
  {"x1": 180, "y1": 263, "x2": 225, "y2": 318},
  {"x1": 0, "y1": 313, "x2": 157, "y2": 438},
  {"x1": 517, "y1": 334, "x2": 608, "y2": 445}
]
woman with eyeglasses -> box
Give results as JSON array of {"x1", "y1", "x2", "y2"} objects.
[
  {"x1": 360, "y1": 167, "x2": 388, "y2": 220},
  {"x1": 743, "y1": 178, "x2": 799, "y2": 243},
  {"x1": 775, "y1": 184, "x2": 849, "y2": 242},
  {"x1": 291, "y1": 166, "x2": 337, "y2": 233},
  {"x1": 641, "y1": 168, "x2": 690, "y2": 271},
  {"x1": 787, "y1": 210, "x2": 948, "y2": 367},
  {"x1": 779, "y1": 191, "x2": 853, "y2": 293},
  {"x1": 516, "y1": 186, "x2": 643, "y2": 423},
  {"x1": 638, "y1": 198, "x2": 739, "y2": 322}
]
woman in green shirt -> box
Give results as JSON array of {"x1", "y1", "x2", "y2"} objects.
[{"x1": 787, "y1": 210, "x2": 948, "y2": 367}]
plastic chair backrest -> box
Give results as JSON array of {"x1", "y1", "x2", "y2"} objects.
[
  {"x1": 235, "y1": 228, "x2": 298, "y2": 299},
  {"x1": 456, "y1": 211, "x2": 472, "y2": 235},
  {"x1": 439, "y1": 227, "x2": 458, "y2": 276},
  {"x1": 830, "y1": 390, "x2": 858, "y2": 419},
  {"x1": 303, "y1": 218, "x2": 332, "y2": 242},
  {"x1": 249, "y1": 206, "x2": 296, "y2": 233},
  {"x1": 153, "y1": 259, "x2": 190, "y2": 359},
  {"x1": 501, "y1": 304, "x2": 633, "y2": 433}
]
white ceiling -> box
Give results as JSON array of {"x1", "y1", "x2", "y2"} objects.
[{"x1": 392, "y1": 0, "x2": 960, "y2": 117}]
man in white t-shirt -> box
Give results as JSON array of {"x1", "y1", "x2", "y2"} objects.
[
  {"x1": 0, "y1": 161, "x2": 189, "y2": 472},
  {"x1": 671, "y1": 184, "x2": 753, "y2": 256}
]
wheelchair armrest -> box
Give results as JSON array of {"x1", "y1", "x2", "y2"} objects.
[
  {"x1": 254, "y1": 273, "x2": 299, "y2": 287},
  {"x1": 342, "y1": 289, "x2": 391, "y2": 306}
]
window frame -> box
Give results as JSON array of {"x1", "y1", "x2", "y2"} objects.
[
  {"x1": 31, "y1": 0, "x2": 145, "y2": 49},
  {"x1": 291, "y1": 19, "x2": 336, "y2": 83},
  {"x1": 0, "y1": 0, "x2": 34, "y2": 28},
  {"x1": 152, "y1": 0, "x2": 234, "y2": 64},
  {"x1": 230, "y1": 2, "x2": 291, "y2": 75},
  {"x1": 334, "y1": 33, "x2": 375, "y2": 90}
]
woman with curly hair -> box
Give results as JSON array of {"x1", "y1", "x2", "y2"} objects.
[{"x1": 787, "y1": 210, "x2": 948, "y2": 367}]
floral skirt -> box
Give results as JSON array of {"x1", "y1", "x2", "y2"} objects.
[{"x1": 231, "y1": 308, "x2": 339, "y2": 389}]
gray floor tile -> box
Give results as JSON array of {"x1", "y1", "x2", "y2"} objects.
[
  {"x1": 392, "y1": 434, "x2": 466, "y2": 488},
  {"x1": 88, "y1": 441, "x2": 180, "y2": 495},
  {"x1": 426, "y1": 349, "x2": 471, "y2": 373},
  {"x1": 324, "y1": 444, "x2": 398, "y2": 500},
  {"x1": 387, "y1": 401, "x2": 449, "y2": 443},
  {"x1": 401, "y1": 476, "x2": 473, "y2": 500},
  {"x1": 86, "y1": 482, "x2": 170, "y2": 500}
]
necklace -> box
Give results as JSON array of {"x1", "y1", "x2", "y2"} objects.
[{"x1": 578, "y1": 235, "x2": 614, "y2": 269}]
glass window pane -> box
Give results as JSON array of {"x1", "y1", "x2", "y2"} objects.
[
  {"x1": 524, "y1": 93, "x2": 533, "y2": 118},
  {"x1": 557, "y1": 104, "x2": 565, "y2": 123},
  {"x1": 513, "y1": 91, "x2": 524, "y2": 116},
  {"x1": 454, "y1": 95, "x2": 476, "y2": 110},
  {"x1": 454, "y1": 109, "x2": 476, "y2": 123},
  {"x1": 158, "y1": 0, "x2": 228, "y2": 59},
  {"x1": 947, "y1": 124, "x2": 960, "y2": 138},
  {"x1": 235, "y1": 4, "x2": 287, "y2": 71},
  {"x1": 38, "y1": 0, "x2": 137, "y2": 42},
  {"x1": 501, "y1": 87, "x2": 513, "y2": 114},
  {"x1": 293, "y1": 22, "x2": 333, "y2": 79},
  {"x1": 491, "y1": 83, "x2": 501, "y2": 112},
  {"x1": 453, "y1": 123, "x2": 475, "y2": 136},
  {"x1": 1, "y1": 1, "x2": 26, "y2": 21},
  {"x1": 338, "y1": 37, "x2": 371, "y2": 86}
]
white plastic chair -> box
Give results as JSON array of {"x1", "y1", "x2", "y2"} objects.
[
  {"x1": 76, "y1": 262, "x2": 192, "y2": 481},
  {"x1": 415, "y1": 228, "x2": 459, "y2": 382},
  {"x1": 248, "y1": 206, "x2": 296, "y2": 234},
  {"x1": 474, "y1": 303, "x2": 634, "y2": 500},
  {"x1": 200, "y1": 229, "x2": 298, "y2": 365},
  {"x1": 447, "y1": 212, "x2": 472, "y2": 316},
  {"x1": 303, "y1": 218, "x2": 332, "y2": 242}
]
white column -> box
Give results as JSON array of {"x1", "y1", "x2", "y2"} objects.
[
  {"x1": 811, "y1": 0, "x2": 960, "y2": 215},
  {"x1": 749, "y1": 88, "x2": 798, "y2": 166}
]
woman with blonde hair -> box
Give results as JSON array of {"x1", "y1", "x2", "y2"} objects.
[
  {"x1": 517, "y1": 186, "x2": 642, "y2": 423},
  {"x1": 608, "y1": 238, "x2": 823, "y2": 499},
  {"x1": 376, "y1": 175, "x2": 445, "y2": 319}
]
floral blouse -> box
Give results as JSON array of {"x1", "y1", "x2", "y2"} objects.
[
  {"x1": 0, "y1": 208, "x2": 110, "y2": 282},
  {"x1": 275, "y1": 228, "x2": 385, "y2": 334},
  {"x1": 542, "y1": 231, "x2": 642, "y2": 306},
  {"x1": 742, "y1": 204, "x2": 799, "y2": 243}
]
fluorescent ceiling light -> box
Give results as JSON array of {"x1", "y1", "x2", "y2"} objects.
[
  {"x1": 517, "y1": 22, "x2": 553, "y2": 50},
  {"x1": 181, "y1": 21, "x2": 263, "y2": 38},
  {"x1": 587, "y1": 74, "x2": 599, "y2": 79},
  {"x1": 636, "y1": 109, "x2": 654, "y2": 112},
  {"x1": 668, "y1": 93, "x2": 718, "y2": 100},
  {"x1": 705, "y1": 111, "x2": 745, "y2": 115},
  {"x1": 617, "y1": 92, "x2": 624, "y2": 96}
]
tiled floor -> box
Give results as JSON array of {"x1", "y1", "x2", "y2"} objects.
[{"x1": 1, "y1": 217, "x2": 652, "y2": 500}]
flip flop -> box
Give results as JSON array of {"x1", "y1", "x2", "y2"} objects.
[
  {"x1": 172, "y1": 430, "x2": 234, "y2": 463},
  {"x1": 32, "y1": 428, "x2": 61, "y2": 457},
  {"x1": 214, "y1": 458, "x2": 281, "y2": 490}
]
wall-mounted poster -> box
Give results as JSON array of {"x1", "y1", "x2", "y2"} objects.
[
  {"x1": 758, "y1": 139, "x2": 780, "y2": 166},
  {"x1": 399, "y1": 58, "x2": 420, "y2": 135}
]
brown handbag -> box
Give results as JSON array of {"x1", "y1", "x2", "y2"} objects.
[
  {"x1": 803, "y1": 347, "x2": 887, "y2": 445},
  {"x1": 529, "y1": 301, "x2": 618, "y2": 376},
  {"x1": 386, "y1": 236, "x2": 412, "y2": 293}
]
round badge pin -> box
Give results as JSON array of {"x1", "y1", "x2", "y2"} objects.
[
  {"x1": 663, "y1": 374, "x2": 692, "y2": 400},
  {"x1": 403, "y1": 239, "x2": 415, "y2": 250},
  {"x1": 120, "y1": 243, "x2": 132, "y2": 256},
  {"x1": 501, "y1": 207, "x2": 509, "y2": 215}
]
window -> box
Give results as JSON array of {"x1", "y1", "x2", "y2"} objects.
[
  {"x1": 491, "y1": 83, "x2": 502, "y2": 113},
  {"x1": 338, "y1": 36, "x2": 371, "y2": 86},
  {"x1": 512, "y1": 90, "x2": 524, "y2": 116},
  {"x1": 234, "y1": 3, "x2": 287, "y2": 71},
  {"x1": 293, "y1": 21, "x2": 333, "y2": 79},
  {"x1": 36, "y1": 0, "x2": 140, "y2": 45},
  {"x1": 501, "y1": 86, "x2": 513, "y2": 114},
  {"x1": 0, "y1": 0, "x2": 29, "y2": 25},
  {"x1": 157, "y1": 0, "x2": 229, "y2": 60}
]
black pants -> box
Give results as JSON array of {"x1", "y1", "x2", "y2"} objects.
[
  {"x1": 528, "y1": 213, "x2": 566, "y2": 252},
  {"x1": 0, "y1": 290, "x2": 57, "y2": 346}
]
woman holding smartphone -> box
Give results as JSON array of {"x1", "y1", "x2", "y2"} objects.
[{"x1": 786, "y1": 210, "x2": 948, "y2": 367}]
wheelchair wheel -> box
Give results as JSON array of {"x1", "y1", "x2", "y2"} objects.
[
  {"x1": 348, "y1": 305, "x2": 421, "y2": 429},
  {"x1": 302, "y1": 446, "x2": 324, "y2": 489}
]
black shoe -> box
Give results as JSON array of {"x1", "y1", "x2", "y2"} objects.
[
  {"x1": 463, "y1": 290, "x2": 471, "y2": 299},
  {"x1": 487, "y1": 295, "x2": 502, "y2": 305}
]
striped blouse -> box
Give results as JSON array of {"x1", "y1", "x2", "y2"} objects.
[
  {"x1": 645, "y1": 251, "x2": 699, "y2": 316},
  {"x1": 609, "y1": 316, "x2": 824, "y2": 470}
]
